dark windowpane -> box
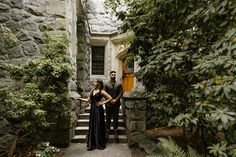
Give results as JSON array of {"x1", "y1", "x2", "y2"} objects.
[
  {"x1": 92, "y1": 46, "x2": 104, "y2": 75},
  {"x1": 126, "y1": 61, "x2": 134, "y2": 72}
]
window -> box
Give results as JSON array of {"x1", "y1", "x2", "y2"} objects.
[
  {"x1": 91, "y1": 46, "x2": 105, "y2": 75},
  {"x1": 126, "y1": 61, "x2": 134, "y2": 73}
]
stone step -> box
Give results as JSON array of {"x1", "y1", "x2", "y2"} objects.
[
  {"x1": 71, "y1": 134, "x2": 127, "y2": 143},
  {"x1": 79, "y1": 112, "x2": 123, "y2": 119},
  {"x1": 72, "y1": 105, "x2": 126, "y2": 143},
  {"x1": 75, "y1": 126, "x2": 126, "y2": 135},
  {"x1": 76, "y1": 119, "x2": 125, "y2": 126}
]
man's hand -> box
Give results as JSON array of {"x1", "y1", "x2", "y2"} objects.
[{"x1": 111, "y1": 99, "x2": 117, "y2": 104}]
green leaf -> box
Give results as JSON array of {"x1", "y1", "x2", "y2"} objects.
[{"x1": 223, "y1": 86, "x2": 230, "y2": 99}]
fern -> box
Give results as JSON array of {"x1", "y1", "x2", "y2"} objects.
[
  {"x1": 187, "y1": 146, "x2": 204, "y2": 157},
  {"x1": 147, "y1": 137, "x2": 204, "y2": 157},
  {"x1": 159, "y1": 137, "x2": 187, "y2": 157}
]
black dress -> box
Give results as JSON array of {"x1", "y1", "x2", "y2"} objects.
[{"x1": 87, "y1": 90, "x2": 106, "y2": 150}]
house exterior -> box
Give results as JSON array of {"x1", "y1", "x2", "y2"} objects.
[
  {"x1": 77, "y1": 0, "x2": 136, "y2": 93},
  {"x1": 0, "y1": 0, "x2": 144, "y2": 149}
]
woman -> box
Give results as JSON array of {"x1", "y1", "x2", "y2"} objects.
[{"x1": 76, "y1": 79, "x2": 112, "y2": 151}]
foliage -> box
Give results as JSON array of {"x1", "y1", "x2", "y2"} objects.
[
  {"x1": 105, "y1": 0, "x2": 236, "y2": 155},
  {"x1": 207, "y1": 142, "x2": 236, "y2": 157},
  {"x1": 208, "y1": 142, "x2": 227, "y2": 157},
  {"x1": 0, "y1": 32, "x2": 72, "y2": 138},
  {"x1": 147, "y1": 137, "x2": 204, "y2": 157},
  {"x1": 36, "y1": 142, "x2": 60, "y2": 157},
  {"x1": 0, "y1": 24, "x2": 19, "y2": 49}
]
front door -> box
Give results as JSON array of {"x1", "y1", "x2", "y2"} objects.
[{"x1": 122, "y1": 60, "x2": 134, "y2": 92}]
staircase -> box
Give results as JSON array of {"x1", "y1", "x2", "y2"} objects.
[{"x1": 71, "y1": 106, "x2": 127, "y2": 143}]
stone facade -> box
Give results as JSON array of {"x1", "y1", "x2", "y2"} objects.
[
  {"x1": 76, "y1": 0, "x2": 91, "y2": 93},
  {"x1": 0, "y1": 0, "x2": 46, "y2": 152},
  {"x1": 0, "y1": 0, "x2": 45, "y2": 62},
  {"x1": 86, "y1": 0, "x2": 119, "y2": 34}
]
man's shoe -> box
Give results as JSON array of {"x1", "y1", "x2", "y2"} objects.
[
  {"x1": 87, "y1": 148, "x2": 95, "y2": 151},
  {"x1": 114, "y1": 134, "x2": 119, "y2": 143},
  {"x1": 98, "y1": 147, "x2": 105, "y2": 150}
]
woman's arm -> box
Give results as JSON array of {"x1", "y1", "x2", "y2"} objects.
[
  {"x1": 96, "y1": 90, "x2": 112, "y2": 106},
  {"x1": 76, "y1": 97, "x2": 90, "y2": 103},
  {"x1": 76, "y1": 89, "x2": 93, "y2": 103}
]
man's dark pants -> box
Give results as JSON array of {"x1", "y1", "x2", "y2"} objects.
[{"x1": 105, "y1": 103, "x2": 120, "y2": 141}]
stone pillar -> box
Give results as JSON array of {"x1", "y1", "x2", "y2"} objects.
[{"x1": 123, "y1": 90, "x2": 147, "y2": 146}]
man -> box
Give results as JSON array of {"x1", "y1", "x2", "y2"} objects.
[{"x1": 105, "y1": 71, "x2": 123, "y2": 143}]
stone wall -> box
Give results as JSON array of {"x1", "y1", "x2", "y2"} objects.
[
  {"x1": 86, "y1": 0, "x2": 119, "y2": 34},
  {"x1": 0, "y1": 0, "x2": 47, "y2": 152},
  {"x1": 0, "y1": 0, "x2": 45, "y2": 62},
  {"x1": 0, "y1": 0, "x2": 80, "y2": 152},
  {"x1": 123, "y1": 90, "x2": 147, "y2": 146},
  {"x1": 76, "y1": 0, "x2": 91, "y2": 94}
]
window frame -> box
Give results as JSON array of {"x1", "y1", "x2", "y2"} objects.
[{"x1": 91, "y1": 46, "x2": 105, "y2": 75}]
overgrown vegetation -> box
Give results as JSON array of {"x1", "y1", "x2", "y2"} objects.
[
  {"x1": 148, "y1": 137, "x2": 204, "y2": 157},
  {"x1": 105, "y1": 0, "x2": 236, "y2": 155},
  {"x1": 0, "y1": 32, "x2": 72, "y2": 156}
]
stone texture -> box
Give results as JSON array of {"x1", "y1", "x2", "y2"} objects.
[
  {"x1": 86, "y1": 0, "x2": 119, "y2": 33},
  {"x1": 46, "y1": 0, "x2": 65, "y2": 18},
  {"x1": 21, "y1": 41, "x2": 40, "y2": 56},
  {"x1": 0, "y1": 13, "x2": 10, "y2": 22},
  {"x1": 123, "y1": 90, "x2": 147, "y2": 146},
  {"x1": 29, "y1": 31, "x2": 43, "y2": 44},
  {"x1": 9, "y1": 0, "x2": 23, "y2": 9},
  {"x1": 20, "y1": 20, "x2": 39, "y2": 31},
  {"x1": 126, "y1": 109, "x2": 146, "y2": 120},
  {"x1": 127, "y1": 132, "x2": 145, "y2": 147},
  {"x1": 24, "y1": 0, "x2": 46, "y2": 7},
  {"x1": 0, "y1": 2, "x2": 10, "y2": 11},
  {"x1": 10, "y1": 8, "x2": 31, "y2": 21},
  {"x1": 5, "y1": 21, "x2": 21, "y2": 32},
  {"x1": 7, "y1": 45, "x2": 24, "y2": 58},
  {"x1": 55, "y1": 18, "x2": 66, "y2": 30},
  {"x1": 25, "y1": 5, "x2": 45, "y2": 16},
  {"x1": 0, "y1": 0, "x2": 10, "y2": 5},
  {"x1": 16, "y1": 30, "x2": 32, "y2": 41}
]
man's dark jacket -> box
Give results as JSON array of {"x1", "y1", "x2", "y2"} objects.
[{"x1": 105, "y1": 80, "x2": 123, "y2": 104}]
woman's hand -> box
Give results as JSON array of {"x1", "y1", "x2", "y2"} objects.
[{"x1": 96, "y1": 101, "x2": 104, "y2": 106}]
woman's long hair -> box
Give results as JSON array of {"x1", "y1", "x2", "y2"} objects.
[{"x1": 96, "y1": 79, "x2": 104, "y2": 90}]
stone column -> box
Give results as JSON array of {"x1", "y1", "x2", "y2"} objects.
[{"x1": 123, "y1": 90, "x2": 147, "y2": 146}]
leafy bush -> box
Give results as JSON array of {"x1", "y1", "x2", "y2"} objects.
[
  {"x1": 0, "y1": 32, "x2": 72, "y2": 153},
  {"x1": 105, "y1": 0, "x2": 236, "y2": 155}
]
